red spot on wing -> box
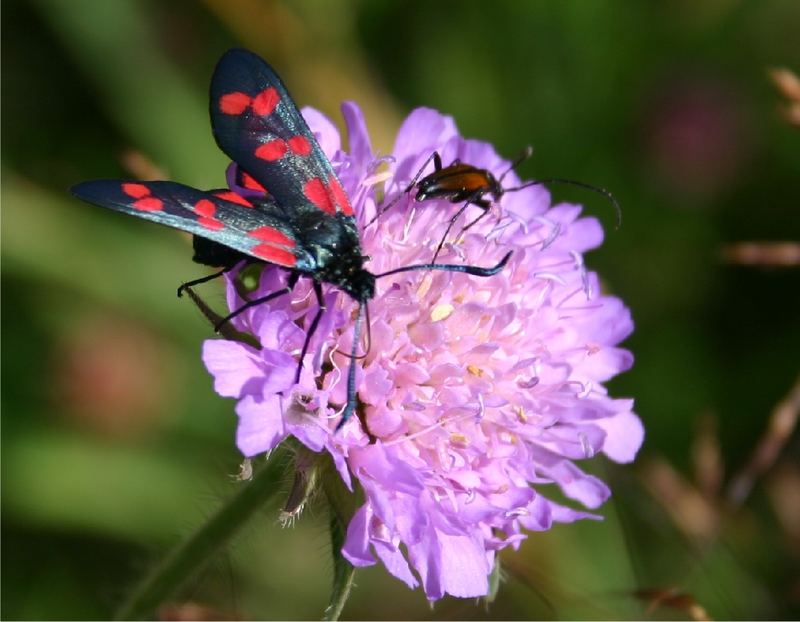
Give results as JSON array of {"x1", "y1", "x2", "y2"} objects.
[
  {"x1": 328, "y1": 175, "x2": 353, "y2": 216},
  {"x1": 241, "y1": 171, "x2": 266, "y2": 192},
  {"x1": 194, "y1": 199, "x2": 216, "y2": 218},
  {"x1": 193, "y1": 200, "x2": 223, "y2": 229},
  {"x1": 288, "y1": 135, "x2": 312, "y2": 157},
  {"x1": 133, "y1": 197, "x2": 163, "y2": 212},
  {"x1": 199, "y1": 217, "x2": 225, "y2": 231},
  {"x1": 304, "y1": 178, "x2": 336, "y2": 215},
  {"x1": 251, "y1": 244, "x2": 296, "y2": 266},
  {"x1": 214, "y1": 191, "x2": 253, "y2": 208},
  {"x1": 255, "y1": 139, "x2": 288, "y2": 161},
  {"x1": 220, "y1": 92, "x2": 252, "y2": 115},
  {"x1": 122, "y1": 183, "x2": 150, "y2": 198},
  {"x1": 248, "y1": 226, "x2": 296, "y2": 247},
  {"x1": 255, "y1": 136, "x2": 312, "y2": 162},
  {"x1": 251, "y1": 88, "x2": 280, "y2": 116}
]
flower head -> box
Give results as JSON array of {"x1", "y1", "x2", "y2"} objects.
[{"x1": 203, "y1": 102, "x2": 643, "y2": 600}]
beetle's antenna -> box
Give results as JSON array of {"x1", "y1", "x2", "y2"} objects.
[
  {"x1": 497, "y1": 145, "x2": 534, "y2": 185},
  {"x1": 506, "y1": 177, "x2": 622, "y2": 229}
]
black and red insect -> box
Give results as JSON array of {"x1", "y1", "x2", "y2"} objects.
[
  {"x1": 71, "y1": 48, "x2": 510, "y2": 430},
  {"x1": 372, "y1": 147, "x2": 621, "y2": 261}
]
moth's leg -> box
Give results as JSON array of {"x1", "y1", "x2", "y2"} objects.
[
  {"x1": 214, "y1": 271, "x2": 300, "y2": 332},
  {"x1": 177, "y1": 265, "x2": 236, "y2": 298},
  {"x1": 294, "y1": 280, "x2": 326, "y2": 385}
]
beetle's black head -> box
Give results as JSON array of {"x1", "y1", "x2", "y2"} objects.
[{"x1": 486, "y1": 171, "x2": 505, "y2": 200}]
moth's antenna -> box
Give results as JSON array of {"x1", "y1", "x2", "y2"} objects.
[
  {"x1": 375, "y1": 251, "x2": 512, "y2": 280},
  {"x1": 335, "y1": 302, "x2": 372, "y2": 361},
  {"x1": 363, "y1": 302, "x2": 372, "y2": 358},
  {"x1": 336, "y1": 303, "x2": 365, "y2": 431}
]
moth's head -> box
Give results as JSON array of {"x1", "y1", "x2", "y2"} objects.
[{"x1": 343, "y1": 268, "x2": 375, "y2": 304}]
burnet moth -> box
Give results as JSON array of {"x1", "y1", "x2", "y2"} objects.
[
  {"x1": 371, "y1": 146, "x2": 622, "y2": 262},
  {"x1": 70, "y1": 48, "x2": 511, "y2": 430}
]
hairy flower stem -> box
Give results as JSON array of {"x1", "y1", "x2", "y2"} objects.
[
  {"x1": 322, "y1": 458, "x2": 363, "y2": 621},
  {"x1": 114, "y1": 456, "x2": 285, "y2": 621},
  {"x1": 324, "y1": 512, "x2": 356, "y2": 622}
]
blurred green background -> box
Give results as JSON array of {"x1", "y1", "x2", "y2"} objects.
[{"x1": 3, "y1": 0, "x2": 799, "y2": 619}]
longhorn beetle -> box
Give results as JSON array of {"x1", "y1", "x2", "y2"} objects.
[{"x1": 371, "y1": 146, "x2": 621, "y2": 262}]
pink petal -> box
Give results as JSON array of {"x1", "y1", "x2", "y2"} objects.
[
  {"x1": 202, "y1": 339, "x2": 263, "y2": 398},
  {"x1": 341, "y1": 504, "x2": 375, "y2": 567},
  {"x1": 392, "y1": 107, "x2": 458, "y2": 180},
  {"x1": 341, "y1": 101, "x2": 373, "y2": 166},
  {"x1": 597, "y1": 410, "x2": 645, "y2": 463},
  {"x1": 413, "y1": 530, "x2": 490, "y2": 599},
  {"x1": 301, "y1": 106, "x2": 341, "y2": 158},
  {"x1": 374, "y1": 542, "x2": 418, "y2": 589},
  {"x1": 235, "y1": 394, "x2": 287, "y2": 456}
]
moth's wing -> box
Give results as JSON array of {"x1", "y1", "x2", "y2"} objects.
[
  {"x1": 210, "y1": 48, "x2": 354, "y2": 219},
  {"x1": 71, "y1": 180, "x2": 313, "y2": 269}
]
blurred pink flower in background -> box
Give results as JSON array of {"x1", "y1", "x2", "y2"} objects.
[{"x1": 643, "y1": 76, "x2": 754, "y2": 201}]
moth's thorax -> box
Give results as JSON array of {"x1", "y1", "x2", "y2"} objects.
[{"x1": 293, "y1": 212, "x2": 375, "y2": 302}]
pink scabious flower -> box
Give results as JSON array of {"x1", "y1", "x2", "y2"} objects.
[{"x1": 203, "y1": 102, "x2": 643, "y2": 600}]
